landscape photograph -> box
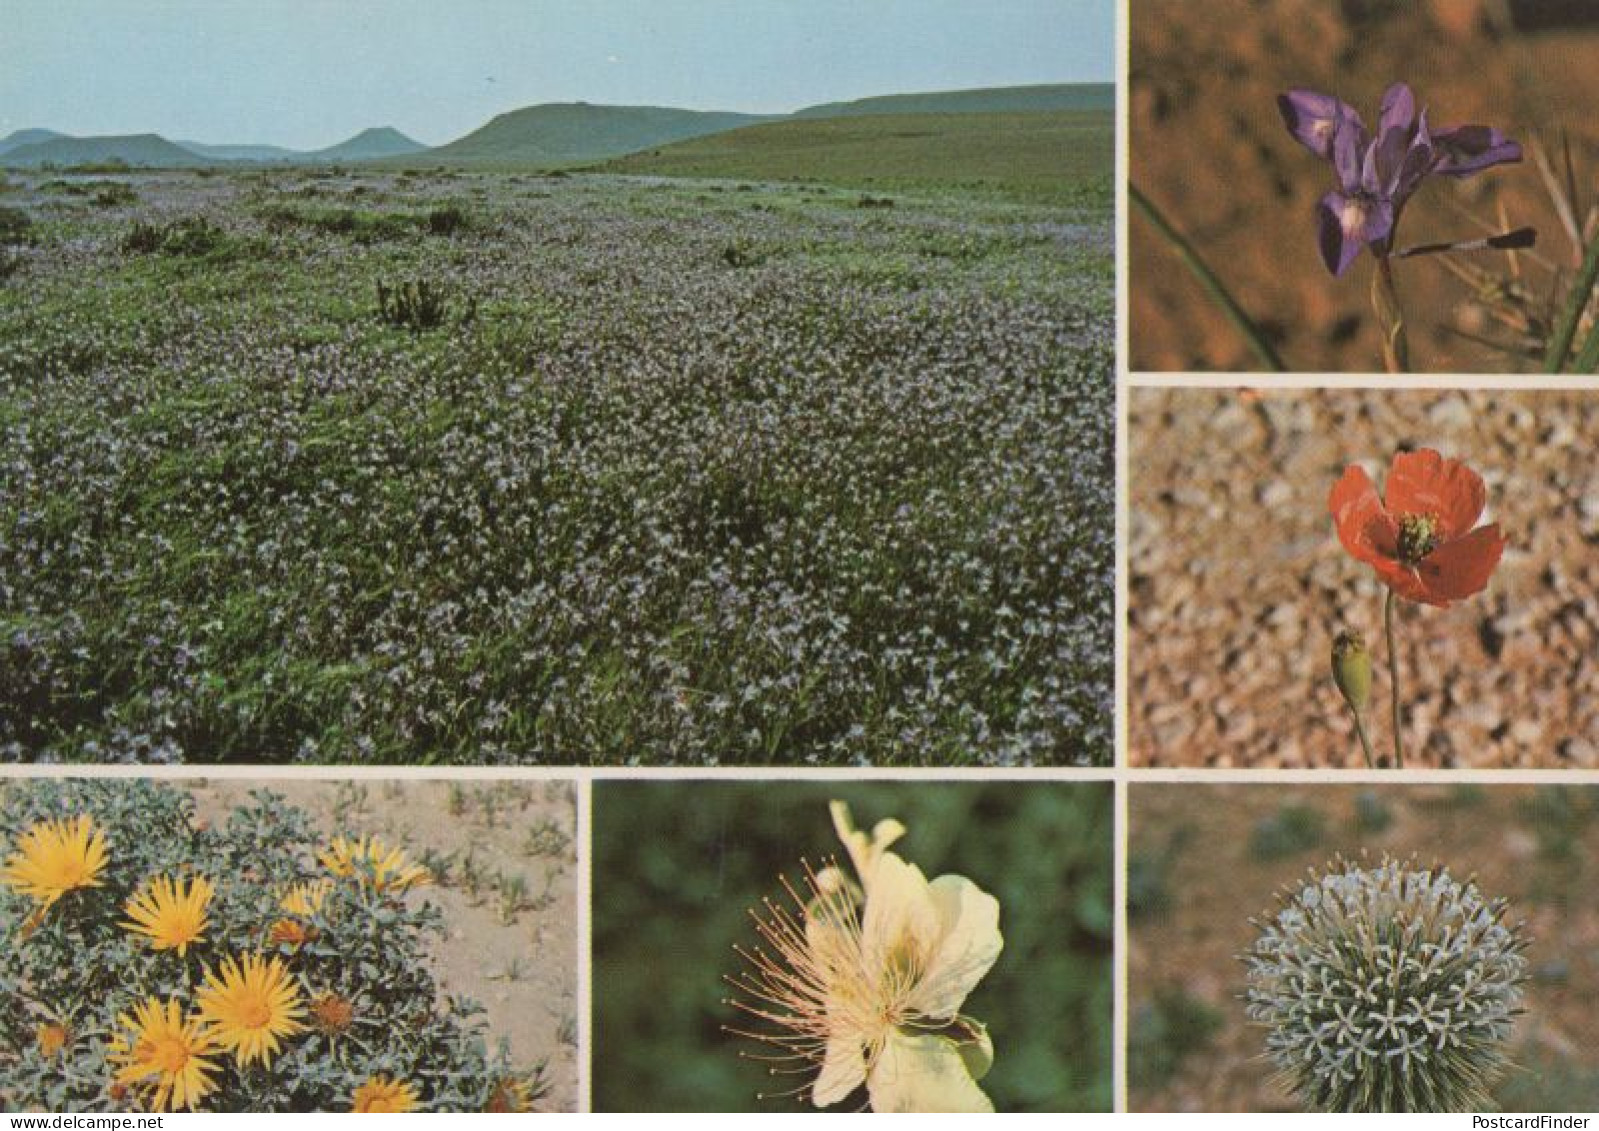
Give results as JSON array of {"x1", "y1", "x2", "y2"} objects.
[{"x1": 0, "y1": 1, "x2": 1115, "y2": 765}]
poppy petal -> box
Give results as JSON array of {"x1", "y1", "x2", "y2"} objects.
[
  {"x1": 1328, "y1": 464, "x2": 1397, "y2": 566},
  {"x1": 1384, "y1": 449, "x2": 1486, "y2": 540},
  {"x1": 1418, "y1": 524, "x2": 1506, "y2": 604},
  {"x1": 1369, "y1": 558, "x2": 1438, "y2": 606}
]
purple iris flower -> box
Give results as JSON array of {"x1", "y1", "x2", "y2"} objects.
[{"x1": 1277, "y1": 83, "x2": 1522, "y2": 276}]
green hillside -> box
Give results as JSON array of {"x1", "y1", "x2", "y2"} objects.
[
  {"x1": 303, "y1": 126, "x2": 428, "y2": 162},
  {"x1": 178, "y1": 140, "x2": 299, "y2": 162},
  {"x1": 795, "y1": 82, "x2": 1113, "y2": 118},
  {"x1": 0, "y1": 128, "x2": 67, "y2": 156},
  {"x1": 409, "y1": 102, "x2": 772, "y2": 167},
  {"x1": 0, "y1": 133, "x2": 206, "y2": 168},
  {"x1": 602, "y1": 109, "x2": 1111, "y2": 205}
]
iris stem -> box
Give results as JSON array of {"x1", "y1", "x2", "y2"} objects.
[
  {"x1": 1371, "y1": 256, "x2": 1410, "y2": 373},
  {"x1": 1129, "y1": 183, "x2": 1287, "y2": 372},
  {"x1": 1543, "y1": 229, "x2": 1599, "y2": 373},
  {"x1": 1384, "y1": 589, "x2": 1404, "y2": 770}
]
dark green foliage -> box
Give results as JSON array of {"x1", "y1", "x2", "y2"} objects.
[
  {"x1": 1353, "y1": 789, "x2": 1393, "y2": 833},
  {"x1": 719, "y1": 240, "x2": 763, "y2": 268},
  {"x1": 120, "y1": 216, "x2": 233, "y2": 259},
  {"x1": 0, "y1": 206, "x2": 31, "y2": 245},
  {"x1": 92, "y1": 182, "x2": 140, "y2": 208},
  {"x1": 1248, "y1": 804, "x2": 1325, "y2": 861},
  {"x1": 1127, "y1": 826, "x2": 1192, "y2": 920},
  {"x1": 1129, "y1": 987, "x2": 1223, "y2": 1090},
  {"x1": 591, "y1": 782, "x2": 1113, "y2": 1112},
  {"x1": 0, "y1": 780, "x2": 545, "y2": 1112},
  {"x1": 425, "y1": 203, "x2": 470, "y2": 236},
  {"x1": 377, "y1": 278, "x2": 475, "y2": 331},
  {"x1": 1517, "y1": 787, "x2": 1599, "y2": 861}
]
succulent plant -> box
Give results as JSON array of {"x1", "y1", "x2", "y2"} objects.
[{"x1": 1243, "y1": 856, "x2": 1527, "y2": 1113}]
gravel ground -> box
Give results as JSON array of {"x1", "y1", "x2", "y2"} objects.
[{"x1": 1129, "y1": 386, "x2": 1599, "y2": 768}]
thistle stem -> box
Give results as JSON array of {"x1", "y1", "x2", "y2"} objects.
[
  {"x1": 1384, "y1": 589, "x2": 1404, "y2": 770},
  {"x1": 1371, "y1": 256, "x2": 1410, "y2": 373}
]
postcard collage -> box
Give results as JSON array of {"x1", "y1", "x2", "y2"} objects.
[{"x1": 1, "y1": 0, "x2": 1597, "y2": 1115}]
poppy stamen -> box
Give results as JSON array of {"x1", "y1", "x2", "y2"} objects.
[{"x1": 1396, "y1": 514, "x2": 1439, "y2": 565}]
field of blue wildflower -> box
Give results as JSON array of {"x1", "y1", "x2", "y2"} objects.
[
  {"x1": 591, "y1": 781, "x2": 1113, "y2": 1112},
  {"x1": 1130, "y1": 784, "x2": 1599, "y2": 1112},
  {"x1": 0, "y1": 165, "x2": 1112, "y2": 764},
  {"x1": 0, "y1": 777, "x2": 576, "y2": 1111}
]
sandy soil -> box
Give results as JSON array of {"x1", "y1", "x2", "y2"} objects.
[
  {"x1": 1129, "y1": 0, "x2": 1599, "y2": 373},
  {"x1": 1128, "y1": 387, "x2": 1599, "y2": 768},
  {"x1": 1130, "y1": 784, "x2": 1599, "y2": 1112},
  {"x1": 190, "y1": 779, "x2": 578, "y2": 1111}
]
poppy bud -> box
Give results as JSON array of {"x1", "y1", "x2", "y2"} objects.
[{"x1": 1331, "y1": 630, "x2": 1372, "y2": 712}]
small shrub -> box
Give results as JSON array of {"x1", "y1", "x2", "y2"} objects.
[
  {"x1": 425, "y1": 203, "x2": 470, "y2": 236},
  {"x1": 1129, "y1": 987, "x2": 1223, "y2": 1089},
  {"x1": 120, "y1": 220, "x2": 164, "y2": 254},
  {"x1": 120, "y1": 216, "x2": 231, "y2": 258},
  {"x1": 0, "y1": 205, "x2": 32, "y2": 245},
  {"x1": 1248, "y1": 804, "x2": 1324, "y2": 860},
  {"x1": 720, "y1": 240, "x2": 763, "y2": 268},
  {"x1": 1352, "y1": 789, "x2": 1392, "y2": 833},
  {"x1": 377, "y1": 278, "x2": 475, "y2": 331},
  {"x1": 92, "y1": 182, "x2": 139, "y2": 208},
  {"x1": 0, "y1": 780, "x2": 549, "y2": 1112},
  {"x1": 857, "y1": 194, "x2": 896, "y2": 209}
]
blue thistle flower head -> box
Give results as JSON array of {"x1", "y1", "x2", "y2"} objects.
[{"x1": 1243, "y1": 856, "x2": 1528, "y2": 1113}]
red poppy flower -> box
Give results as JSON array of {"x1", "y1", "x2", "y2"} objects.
[{"x1": 1329, "y1": 448, "x2": 1505, "y2": 607}]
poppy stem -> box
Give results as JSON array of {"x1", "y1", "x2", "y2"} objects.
[
  {"x1": 1384, "y1": 589, "x2": 1404, "y2": 770},
  {"x1": 1348, "y1": 705, "x2": 1377, "y2": 770}
]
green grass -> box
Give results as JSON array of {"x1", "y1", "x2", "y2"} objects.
[{"x1": 602, "y1": 110, "x2": 1112, "y2": 207}]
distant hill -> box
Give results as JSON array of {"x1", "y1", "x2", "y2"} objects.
[
  {"x1": 603, "y1": 109, "x2": 1112, "y2": 204},
  {"x1": 794, "y1": 82, "x2": 1113, "y2": 118},
  {"x1": 302, "y1": 127, "x2": 427, "y2": 162},
  {"x1": 178, "y1": 140, "x2": 300, "y2": 162},
  {"x1": 0, "y1": 133, "x2": 207, "y2": 168},
  {"x1": 411, "y1": 103, "x2": 772, "y2": 167},
  {"x1": 0, "y1": 128, "x2": 67, "y2": 156}
]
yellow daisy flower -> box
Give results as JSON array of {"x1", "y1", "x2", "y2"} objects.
[
  {"x1": 195, "y1": 953, "x2": 306, "y2": 1068},
  {"x1": 351, "y1": 1074, "x2": 421, "y2": 1113},
  {"x1": 319, "y1": 835, "x2": 431, "y2": 893},
  {"x1": 2, "y1": 815, "x2": 109, "y2": 906},
  {"x1": 109, "y1": 997, "x2": 220, "y2": 1113},
  {"x1": 122, "y1": 874, "x2": 214, "y2": 956},
  {"x1": 269, "y1": 879, "x2": 332, "y2": 948},
  {"x1": 279, "y1": 879, "x2": 333, "y2": 917}
]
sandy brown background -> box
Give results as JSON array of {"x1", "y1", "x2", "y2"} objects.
[
  {"x1": 1129, "y1": 386, "x2": 1599, "y2": 768},
  {"x1": 1130, "y1": 0, "x2": 1599, "y2": 373},
  {"x1": 1130, "y1": 784, "x2": 1599, "y2": 1112}
]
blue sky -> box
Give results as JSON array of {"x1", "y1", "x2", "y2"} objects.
[{"x1": 0, "y1": 0, "x2": 1114, "y2": 149}]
